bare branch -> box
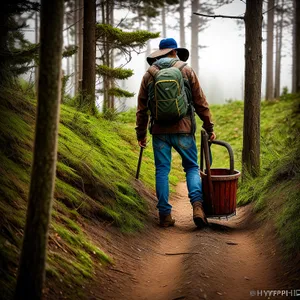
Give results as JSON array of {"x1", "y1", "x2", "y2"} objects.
[
  {"x1": 63, "y1": 16, "x2": 83, "y2": 32},
  {"x1": 193, "y1": 12, "x2": 244, "y2": 20},
  {"x1": 262, "y1": 5, "x2": 278, "y2": 15}
]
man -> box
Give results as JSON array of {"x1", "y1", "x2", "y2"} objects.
[{"x1": 136, "y1": 38, "x2": 216, "y2": 228}]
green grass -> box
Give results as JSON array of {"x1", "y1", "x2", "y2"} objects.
[
  {"x1": 0, "y1": 79, "x2": 299, "y2": 298},
  {"x1": 236, "y1": 94, "x2": 300, "y2": 257},
  {"x1": 0, "y1": 83, "x2": 157, "y2": 298}
]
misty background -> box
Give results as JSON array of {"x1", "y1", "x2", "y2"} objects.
[
  {"x1": 117, "y1": 0, "x2": 293, "y2": 106},
  {"x1": 25, "y1": 0, "x2": 293, "y2": 107}
]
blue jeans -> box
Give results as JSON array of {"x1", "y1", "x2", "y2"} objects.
[{"x1": 153, "y1": 134, "x2": 203, "y2": 215}]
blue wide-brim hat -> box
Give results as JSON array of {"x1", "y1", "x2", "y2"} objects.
[{"x1": 147, "y1": 38, "x2": 189, "y2": 65}]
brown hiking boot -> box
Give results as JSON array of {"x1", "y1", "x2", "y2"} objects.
[
  {"x1": 192, "y1": 201, "x2": 208, "y2": 228},
  {"x1": 159, "y1": 213, "x2": 175, "y2": 227}
]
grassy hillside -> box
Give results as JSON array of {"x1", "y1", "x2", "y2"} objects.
[
  {"x1": 0, "y1": 81, "x2": 299, "y2": 298},
  {"x1": 0, "y1": 84, "x2": 160, "y2": 299},
  {"x1": 211, "y1": 96, "x2": 300, "y2": 258}
]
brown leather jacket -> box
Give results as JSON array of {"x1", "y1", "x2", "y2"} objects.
[{"x1": 135, "y1": 61, "x2": 214, "y2": 141}]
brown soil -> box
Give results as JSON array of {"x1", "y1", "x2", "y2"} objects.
[{"x1": 47, "y1": 181, "x2": 300, "y2": 300}]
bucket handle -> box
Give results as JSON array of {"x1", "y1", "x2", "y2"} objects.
[{"x1": 200, "y1": 130, "x2": 235, "y2": 175}]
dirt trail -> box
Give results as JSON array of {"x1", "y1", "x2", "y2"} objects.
[{"x1": 129, "y1": 182, "x2": 292, "y2": 300}]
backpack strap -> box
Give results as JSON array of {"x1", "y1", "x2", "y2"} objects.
[
  {"x1": 172, "y1": 60, "x2": 196, "y2": 135},
  {"x1": 147, "y1": 65, "x2": 160, "y2": 78},
  {"x1": 148, "y1": 60, "x2": 186, "y2": 77},
  {"x1": 172, "y1": 60, "x2": 187, "y2": 71}
]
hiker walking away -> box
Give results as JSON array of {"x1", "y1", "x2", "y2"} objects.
[{"x1": 135, "y1": 38, "x2": 216, "y2": 228}]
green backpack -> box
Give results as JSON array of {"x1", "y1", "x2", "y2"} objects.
[{"x1": 147, "y1": 60, "x2": 190, "y2": 124}]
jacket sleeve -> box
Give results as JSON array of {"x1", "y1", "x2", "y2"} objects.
[
  {"x1": 187, "y1": 68, "x2": 214, "y2": 133},
  {"x1": 135, "y1": 73, "x2": 150, "y2": 141}
]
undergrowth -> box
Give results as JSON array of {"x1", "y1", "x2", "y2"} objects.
[
  {"x1": 0, "y1": 82, "x2": 157, "y2": 299},
  {"x1": 237, "y1": 94, "x2": 300, "y2": 256}
]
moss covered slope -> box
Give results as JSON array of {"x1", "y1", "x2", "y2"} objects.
[{"x1": 0, "y1": 84, "x2": 157, "y2": 299}]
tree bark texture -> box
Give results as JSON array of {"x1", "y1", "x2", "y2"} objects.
[
  {"x1": 265, "y1": 0, "x2": 274, "y2": 101},
  {"x1": 274, "y1": 0, "x2": 284, "y2": 98},
  {"x1": 66, "y1": 20, "x2": 70, "y2": 76},
  {"x1": 74, "y1": 0, "x2": 79, "y2": 92},
  {"x1": 179, "y1": 0, "x2": 186, "y2": 48},
  {"x1": 35, "y1": 11, "x2": 39, "y2": 94},
  {"x1": 14, "y1": 0, "x2": 64, "y2": 299},
  {"x1": 295, "y1": 0, "x2": 300, "y2": 93},
  {"x1": 292, "y1": 0, "x2": 296, "y2": 93},
  {"x1": 106, "y1": 0, "x2": 111, "y2": 109},
  {"x1": 101, "y1": 1, "x2": 108, "y2": 112},
  {"x1": 191, "y1": 0, "x2": 200, "y2": 75},
  {"x1": 0, "y1": 4, "x2": 10, "y2": 84},
  {"x1": 145, "y1": 15, "x2": 151, "y2": 70},
  {"x1": 242, "y1": 0, "x2": 263, "y2": 178},
  {"x1": 101, "y1": 0, "x2": 110, "y2": 112},
  {"x1": 162, "y1": 5, "x2": 167, "y2": 38},
  {"x1": 78, "y1": 0, "x2": 84, "y2": 92},
  {"x1": 109, "y1": 0, "x2": 115, "y2": 109},
  {"x1": 82, "y1": 0, "x2": 96, "y2": 113}
]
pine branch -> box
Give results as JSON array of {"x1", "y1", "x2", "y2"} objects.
[
  {"x1": 97, "y1": 87, "x2": 134, "y2": 98},
  {"x1": 107, "y1": 87, "x2": 135, "y2": 98},
  {"x1": 96, "y1": 65, "x2": 134, "y2": 80},
  {"x1": 96, "y1": 24, "x2": 159, "y2": 49},
  {"x1": 193, "y1": 12, "x2": 244, "y2": 20},
  {"x1": 62, "y1": 45, "x2": 78, "y2": 57}
]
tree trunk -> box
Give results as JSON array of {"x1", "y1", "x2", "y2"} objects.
[
  {"x1": 274, "y1": 22, "x2": 280, "y2": 97},
  {"x1": 242, "y1": 0, "x2": 263, "y2": 178},
  {"x1": 106, "y1": 0, "x2": 111, "y2": 109},
  {"x1": 102, "y1": 0, "x2": 109, "y2": 112},
  {"x1": 78, "y1": 0, "x2": 83, "y2": 92},
  {"x1": 274, "y1": 0, "x2": 284, "y2": 99},
  {"x1": 65, "y1": 7, "x2": 70, "y2": 77},
  {"x1": 265, "y1": 0, "x2": 274, "y2": 101},
  {"x1": 66, "y1": 34, "x2": 70, "y2": 76},
  {"x1": 0, "y1": 4, "x2": 10, "y2": 84},
  {"x1": 191, "y1": 0, "x2": 200, "y2": 75},
  {"x1": 292, "y1": 0, "x2": 296, "y2": 93},
  {"x1": 74, "y1": 0, "x2": 78, "y2": 92},
  {"x1": 14, "y1": 0, "x2": 64, "y2": 299},
  {"x1": 109, "y1": 0, "x2": 115, "y2": 110},
  {"x1": 179, "y1": 0, "x2": 186, "y2": 48},
  {"x1": 82, "y1": 0, "x2": 96, "y2": 114},
  {"x1": 35, "y1": 10, "x2": 39, "y2": 94},
  {"x1": 295, "y1": 0, "x2": 300, "y2": 93},
  {"x1": 162, "y1": 5, "x2": 167, "y2": 38},
  {"x1": 145, "y1": 15, "x2": 151, "y2": 70}
]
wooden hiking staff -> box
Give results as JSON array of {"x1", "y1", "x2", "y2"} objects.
[
  {"x1": 135, "y1": 146, "x2": 144, "y2": 179},
  {"x1": 201, "y1": 130, "x2": 214, "y2": 203}
]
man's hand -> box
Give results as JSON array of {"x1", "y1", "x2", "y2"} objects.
[
  {"x1": 209, "y1": 132, "x2": 216, "y2": 141},
  {"x1": 138, "y1": 138, "x2": 147, "y2": 148}
]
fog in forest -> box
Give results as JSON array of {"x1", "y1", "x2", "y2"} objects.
[
  {"x1": 25, "y1": 0, "x2": 293, "y2": 108},
  {"x1": 118, "y1": 0, "x2": 293, "y2": 107}
]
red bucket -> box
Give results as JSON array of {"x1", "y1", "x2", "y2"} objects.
[{"x1": 200, "y1": 131, "x2": 241, "y2": 219}]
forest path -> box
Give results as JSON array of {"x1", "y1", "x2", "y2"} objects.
[{"x1": 127, "y1": 182, "x2": 288, "y2": 300}]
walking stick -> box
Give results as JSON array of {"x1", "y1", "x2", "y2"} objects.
[
  {"x1": 201, "y1": 130, "x2": 214, "y2": 204},
  {"x1": 135, "y1": 147, "x2": 144, "y2": 179}
]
